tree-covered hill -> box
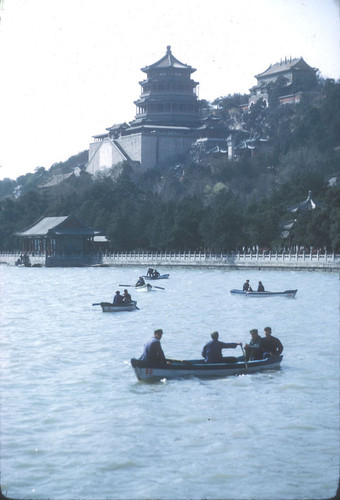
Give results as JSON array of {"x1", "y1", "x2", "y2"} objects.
[{"x1": 1, "y1": 79, "x2": 339, "y2": 252}]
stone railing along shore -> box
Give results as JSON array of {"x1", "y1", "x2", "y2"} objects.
[{"x1": 1, "y1": 251, "x2": 339, "y2": 271}]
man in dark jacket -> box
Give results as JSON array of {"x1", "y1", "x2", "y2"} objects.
[
  {"x1": 113, "y1": 290, "x2": 124, "y2": 304},
  {"x1": 244, "y1": 329, "x2": 263, "y2": 361},
  {"x1": 140, "y1": 329, "x2": 166, "y2": 364},
  {"x1": 202, "y1": 331, "x2": 242, "y2": 363},
  {"x1": 243, "y1": 279, "x2": 252, "y2": 291},
  {"x1": 261, "y1": 327, "x2": 283, "y2": 357}
]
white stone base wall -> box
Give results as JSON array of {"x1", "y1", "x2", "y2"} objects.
[{"x1": 86, "y1": 130, "x2": 197, "y2": 175}]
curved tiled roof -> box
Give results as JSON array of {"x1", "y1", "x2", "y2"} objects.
[
  {"x1": 16, "y1": 215, "x2": 99, "y2": 237},
  {"x1": 141, "y1": 46, "x2": 196, "y2": 73},
  {"x1": 255, "y1": 57, "x2": 316, "y2": 79},
  {"x1": 288, "y1": 191, "x2": 325, "y2": 213}
]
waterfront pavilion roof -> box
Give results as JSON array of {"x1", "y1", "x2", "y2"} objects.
[{"x1": 16, "y1": 215, "x2": 99, "y2": 237}]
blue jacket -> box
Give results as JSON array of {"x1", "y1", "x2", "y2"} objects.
[
  {"x1": 202, "y1": 340, "x2": 238, "y2": 363},
  {"x1": 141, "y1": 337, "x2": 166, "y2": 363}
]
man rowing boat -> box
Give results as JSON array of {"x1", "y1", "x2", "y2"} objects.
[{"x1": 201, "y1": 331, "x2": 242, "y2": 363}]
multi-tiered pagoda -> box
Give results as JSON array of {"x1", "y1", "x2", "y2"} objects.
[
  {"x1": 131, "y1": 45, "x2": 200, "y2": 128},
  {"x1": 87, "y1": 46, "x2": 206, "y2": 174}
]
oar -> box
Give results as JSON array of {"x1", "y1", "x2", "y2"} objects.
[
  {"x1": 119, "y1": 284, "x2": 133, "y2": 287},
  {"x1": 92, "y1": 302, "x2": 102, "y2": 306},
  {"x1": 241, "y1": 344, "x2": 248, "y2": 369},
  {"x1": 154, "y1": 285, "x2": 165, "y2": 290}
]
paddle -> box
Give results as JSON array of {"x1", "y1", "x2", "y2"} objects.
[
  {"x1": 119, "y1": 284, "x2": 133, "y2": 287},
  {"x1": 154, "y1": 285, "x2": 165, "y2": 290},
  {"x1": 241, "y1": 344, "x2": 248, "y2": 369}
]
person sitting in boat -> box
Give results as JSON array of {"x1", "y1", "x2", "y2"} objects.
[
  {"x1": 135, "y1": 277, "x2": 145, "y2": 287},
  {"x1": 201, "y1": 331, "x2": 242, "y2": 363},
  {"x1": 147, "y1": 268, "x2": 154, "y2": 277},
  {"x1": 123, "y1": 289, "x2": 132, "y2": 303},
  {"x1": 244, "y1": 329, "x2": 263, "y2": 361},
  {"x1": 257, "y1": 281, "x2": 265, "y2": 292},
  {"x1": 261, "y1": 327, "x2": 283, "y2": 358},
  {"x1": 243, "y1": 280, "x2": 252, "y2": 292},
  {"x1": 140, "y1": 329, "x2": 167, "y2": 365},
  {"x1": 152, "y1": 269, "x2": 160, "y2": 278},
  {"x1": 113, "y1": 290, "x2": 124, "y2": 305}
]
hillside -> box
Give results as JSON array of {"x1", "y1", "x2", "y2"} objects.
[{"x1": 0, "y1": 79, "x2": 339, "y2": 252}]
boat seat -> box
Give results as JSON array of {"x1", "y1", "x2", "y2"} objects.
[{"x1": 222, "y1": 356, "x2": 237, "y2": 363}]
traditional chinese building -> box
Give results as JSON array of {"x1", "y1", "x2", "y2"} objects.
[
  {"x1": 281, "y1": 191, "x2": 325, "y2": 241},
  {"x1": 249, "y1": 57, "x2": 319, "y2": 108},
  {"x1": 86, "y1": 50, "x2": 321, "y2": 173},
  {"x1": 86, "y1": 46, "x2": 226, "y2": 175},
  {"x1": 16, "y1": 215, "x2": 103, "y2": 267}
]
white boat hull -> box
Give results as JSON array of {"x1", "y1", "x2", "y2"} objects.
[
  {"x1": 230, "y1": 289, "x2": 297, "y2": 297},
  {"x1": 135, "y1": 284, "x2": 153, "y2": 292}
]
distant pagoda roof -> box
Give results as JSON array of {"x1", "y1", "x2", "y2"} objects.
[
  {"x1": 255, "y1": 57, "x2": 317, "y2": 79},
  {"x1": 141, "y1": 45, "x2": 196, "y2": 74},
  {"x1": 288, "y1": 191, "x2": 325, "y2": 213}
]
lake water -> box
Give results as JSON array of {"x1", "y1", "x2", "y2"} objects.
[{"x1": 0, "y1": 265, "x2": 339, "y2": 500}]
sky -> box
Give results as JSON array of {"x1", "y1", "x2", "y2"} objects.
[{"x1": 0, "y1": 0, "x2": 339, "y2": 181}]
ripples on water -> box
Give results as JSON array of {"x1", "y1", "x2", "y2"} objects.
[{"x1": 0, "y1": 266, "x2": 339, "y2": 499}]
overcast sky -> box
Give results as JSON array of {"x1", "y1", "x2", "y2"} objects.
[{"x1": 0, "y1": 0, "x2": 339, "y2": 181}]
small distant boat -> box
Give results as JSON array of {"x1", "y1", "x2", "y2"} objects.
[
  {"x1": 230, "y1": 289, "x2": 297, "y2": 297},
  {"x1": 119, "y1": 282, "x2": 165, "y2": 291},
  {"x1": 131, "y1": 355, "x2": 283, "y2": 381},
  {"x1": 143, "y1": 273, "x2": 170, "y2": 280},
  {"x1": 135, "y1": 283, "x2": 153, "y2": 292},
  {"x1": 15, "y1": 255, "x2": 31, "y2": 267},
  {"x1": 93, "y1": 301, "x2": 138, "y2": 312}
]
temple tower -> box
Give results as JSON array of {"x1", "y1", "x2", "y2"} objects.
[
  {"x1": 87, "y1": 46, "x2": 204, "y2": 174},
  {"x1": 131, "y1": 46, "x2": 200, "y2": 127}
]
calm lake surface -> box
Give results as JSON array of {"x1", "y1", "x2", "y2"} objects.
[{"x1": 0, "y1": 265, "x2": 339, "y2": 500}]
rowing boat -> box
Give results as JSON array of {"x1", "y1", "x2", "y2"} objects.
[
  {"x1": 143, "y1": 274, "x2": 170, "y2": 280},
  {"x1": 135, "y1": 283, "x2": 153, "y2": 292},
  {"x1": 94, "y1": 301, "x2": 138, "y2": 312},
  {"x1": 230, "y1": 289, "x2": 297, "y2": 297},
  {"x1": 131, "y1": 355, "x2": 283, "y2": 381}
]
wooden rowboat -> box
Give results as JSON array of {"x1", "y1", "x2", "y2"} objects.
[
  {"x1": 131, "y1": 355, "x2": 283, "y2": 381},
  {"x1": 93, "y1": 301, "x2": 138, "y2": 312},
  {"x1": 135, "y1": 283, "x2": 153, "y2": 292},
  {"x1": 143, "y1": 273, "x2": 170, "y2": 280},
  {"x1": 230, "y1": 289, "x2": 297, "y2": 297}
]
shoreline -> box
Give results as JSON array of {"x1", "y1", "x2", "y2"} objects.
[{"x1": 1, "y1": 251, "x2": 339, "y2": 272}]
